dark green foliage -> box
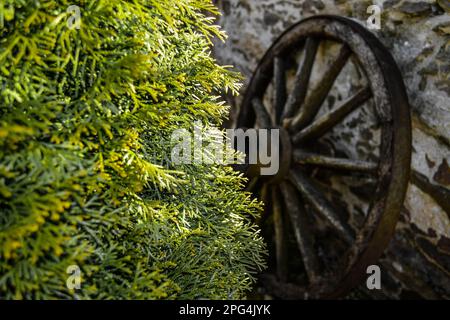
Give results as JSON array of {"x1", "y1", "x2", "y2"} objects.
[{"x1": 0, "y1": 0, "x2": 266, "y2": 299}]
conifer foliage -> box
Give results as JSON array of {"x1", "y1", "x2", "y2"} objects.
[{"x1": 0, "y1": 0, "x2": 266, "y2": 299}]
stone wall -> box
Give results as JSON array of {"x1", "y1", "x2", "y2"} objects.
[{"x1": 212, "y1": 0, "x2": 450, "y2": 298}]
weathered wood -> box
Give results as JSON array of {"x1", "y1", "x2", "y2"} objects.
[
  {"x1": 292, "y1": 86, "x2": 372, "y2": 144},
  {"x1": 272, "y1": 187, "x2": 288, "y2": 282},
  {"x1": 288, "y1": 44, "x2": 352, "y2": 131},
  {"x1": 252, "y1": 98, "x2": 272, "y2": 128},
  {"x1": 293, "y1": 150, "x2": 377, "y2": 173},
  {"x1": 280, "y1": 182, "x2": 321, "y2": 284},
  {"x1": 289, "y1": 169, "x2": 355, "y2": 244},
  {"x1": 274, "y1": 57, "x2": 287, "y2": 124},
  {"x1": 245, "y1": 176, "x2": 259, "y2": 192},
  {"x1": 282, "y1": 37, "x2": 319, "y2": 121}
]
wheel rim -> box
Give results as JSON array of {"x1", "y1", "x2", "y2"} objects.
[{"x1": 236, "y1": 15, "x2": 412, "y2": 299}]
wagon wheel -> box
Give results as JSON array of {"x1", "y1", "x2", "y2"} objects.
[{"x1": 236, "y1": 15, "x2": 411, "y2": 299}]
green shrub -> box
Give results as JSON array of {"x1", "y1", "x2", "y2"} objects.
[{"x1": 0, "y1": 0, "x2": 266, "y2": 299}]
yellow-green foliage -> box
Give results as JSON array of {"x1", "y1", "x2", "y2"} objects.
[{"x1": 0, "y1": 0, "x2": 266, "y2": 299}]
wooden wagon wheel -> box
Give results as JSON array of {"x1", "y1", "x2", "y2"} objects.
[{"x1": 236, "y1": 15, "x2": 412, "y2": 299}]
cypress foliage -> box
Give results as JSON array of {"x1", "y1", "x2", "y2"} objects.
[{"x1": 0, "y1": 0, "x2": 266, "y2": 299}]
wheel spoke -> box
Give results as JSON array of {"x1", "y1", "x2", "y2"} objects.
[
  {"x1": 260, "y1": 182, "x2": 269, "y2": 203},
  {"x1": 282, "y1": 37, "x2": 319, "y2": 121},
  {"x1": 245, "y1": 176, "x2": 259, "y2": 192},
  {"x1": 256, "y1": 183, "x2": 270, "y2": 225},
  {"x1": 292, "y1": 86, "x2": 373, "y2": 144},
  {"x1": 280, "y1": 182, "x2": 320, "y2": 283},
  {"x1": 274, "y1": 57, "x2": 287, "y2": 125},
  {"x1": 293, "y1": 150, "x2": 378, "y2": 173},
  {"x1": 289, "y1": 169, "x2": 355, "y2": 244},
  {"x1": 272, "y1": 187, "x2": 288, "y2": 282},
  {"x1": 252, "y1": 98, "x2": 272, "y2": 128},
  {"x1": 287, "y1": 44, "x2": 352, "y2": 131}
]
